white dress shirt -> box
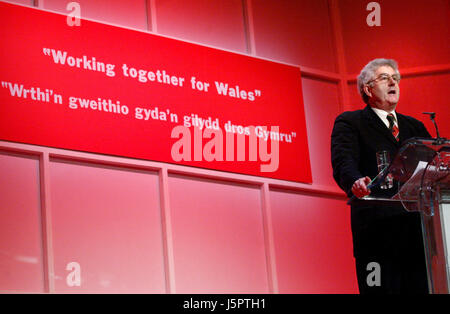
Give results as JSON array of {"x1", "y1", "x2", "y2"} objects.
[{"x1": 371, "y1": 107, "x2": 398, "y2": 129}]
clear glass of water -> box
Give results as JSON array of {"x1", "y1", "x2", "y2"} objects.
[{"x1": 376, "y1": 150, "x2": 393, "y2": 189}]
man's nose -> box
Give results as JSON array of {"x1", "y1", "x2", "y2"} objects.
[{"x1": 387, "y1": 77, "x2": 397, "y2": 85}]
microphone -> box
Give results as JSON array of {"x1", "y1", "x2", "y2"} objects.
[{"x1": 423, "y1": 112, "x2": 445, "y2": 143}]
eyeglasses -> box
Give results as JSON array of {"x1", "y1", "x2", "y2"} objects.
[{"x1": 367, "y1": 73, "x2": 401, "y2": 85}]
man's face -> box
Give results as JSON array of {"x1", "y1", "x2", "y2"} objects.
[{"x1": 364, "y1": 65, "x2": 400, "y2": 112}]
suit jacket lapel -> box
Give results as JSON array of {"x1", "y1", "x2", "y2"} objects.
[
  {"x1": 362, "y1": 105, "x2": 399, "y2": 146},
  {"x1": 396, "y1": 113, "x2": 410, "y2": 144}
]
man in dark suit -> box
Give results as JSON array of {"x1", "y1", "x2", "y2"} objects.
[{"x1": 331, "y1": 58, "x2": 431, "y2": 294}]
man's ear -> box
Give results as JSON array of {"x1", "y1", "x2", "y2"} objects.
[{"x1": 363, "y1": 84, "x2": 372, "y2": 98}]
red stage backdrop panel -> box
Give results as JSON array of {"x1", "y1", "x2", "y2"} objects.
[{"x1": 0, "y1": 2, "x2": 312, "y2": 183}]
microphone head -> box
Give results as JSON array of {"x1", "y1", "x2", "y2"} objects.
[{"x1": 422, "y1": 112, "x2": 436, "y2": 119}]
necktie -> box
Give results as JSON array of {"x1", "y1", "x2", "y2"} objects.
[{"x1": 387, "y1": 114, "x2": 399, "y2": 141}]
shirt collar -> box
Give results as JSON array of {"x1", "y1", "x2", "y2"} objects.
[{"x1": 370, "y1": 106, "x2": 398, "y2": 128}]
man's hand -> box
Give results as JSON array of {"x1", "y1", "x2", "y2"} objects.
[{"x1": 351, "y1": 176, "x2": 371, "y2": 198}]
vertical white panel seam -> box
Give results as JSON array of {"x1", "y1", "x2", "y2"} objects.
[
  {"x1": 35, "y1": 0, "x2": 44, "y2": 8},
  {"x1": 39, "y1": 151, "x2": 55, "y2": 293},
  {"x1": 242, "y1": 0, "x2": 256, "y2": 55},
  {"x1": 261, "y1": 183, "x2": 279, "y2": 293},
  {"x1": 159, "y1": 168, "x2": 176, "y2": 293},
  {"x1": 149, "y1": 0, "x2": 158, "y2": 33},
  {"x1": 328, "y1": 0, "x2": 350, "y2": 112},
  {"x1": 144, "y1": 0, "x2": 150, "y2": 32}
]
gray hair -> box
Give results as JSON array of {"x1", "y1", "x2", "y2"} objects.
[{"x1": 357, "y1": 58, "x2": 400, "y2": 104}]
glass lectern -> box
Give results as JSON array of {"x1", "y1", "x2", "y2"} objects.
[{"x1": 351, "y1": 138, "x2": 450, "y2": 294}]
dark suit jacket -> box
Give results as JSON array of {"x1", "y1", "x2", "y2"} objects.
[{"x1": 331, "y1": 105, "x2": 431, "y2": 258}]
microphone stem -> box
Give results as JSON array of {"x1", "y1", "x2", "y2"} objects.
[{"x1": 431, "y1": 117, "x2": 441, "y2": 138}]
